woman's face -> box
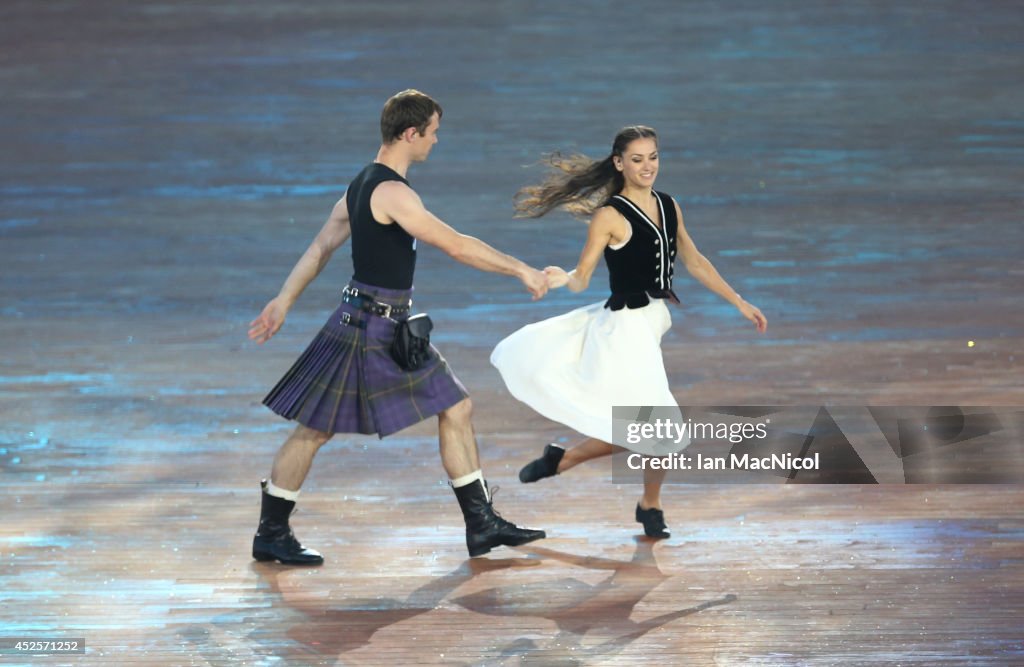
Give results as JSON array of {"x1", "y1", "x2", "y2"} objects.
[{"x1": 614, "y1": 137, "x2": 659, "y2": 189}]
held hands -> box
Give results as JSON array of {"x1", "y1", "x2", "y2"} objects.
[
  {"x1": 544, "y1": 266, "x2": 571, "y2": 289},
  {"x1": 248, "y1": 297, "x2": 289, "y2": 344},
  {"x1": 520, "y1": 267, "x2": 549, "y2": 300},
  {"x1": 738, "y1": 299, "x2": 768, "y2": 333}
]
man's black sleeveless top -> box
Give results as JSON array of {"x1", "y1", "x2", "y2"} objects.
[
  {"x1": 346, "y1": 163, "x2": 417, "y2": 290},
  {"x1": 602, "y1": 191, "x2": 679, "y2": 310}
]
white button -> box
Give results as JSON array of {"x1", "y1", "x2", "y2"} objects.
[
  {"x1": 655, "y1": 239, "x2": 661, "y2": 244},
  {"x1": 656, "y1": 253, "x2": 661, "y2": 258}
]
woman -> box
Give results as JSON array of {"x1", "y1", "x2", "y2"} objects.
[{"x1": 491, "y1": 125, "x2": 767, "y2": 538}]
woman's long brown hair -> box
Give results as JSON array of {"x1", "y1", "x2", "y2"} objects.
[{"x1": 513, "y1": 125, "x2": 658, "y2": 219}]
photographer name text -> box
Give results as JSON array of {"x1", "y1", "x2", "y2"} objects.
[{"x1": 626, "y1": 452, "x2": 820, "y2": 471}]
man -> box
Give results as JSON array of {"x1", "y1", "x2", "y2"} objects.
[{"x1": 247, "y1": 89, "x2": 548, "y2": 565}]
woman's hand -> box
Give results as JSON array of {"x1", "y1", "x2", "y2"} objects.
[
  {"x1": 738, "y1": 300, "x2": 768, "y2": 333},
  {"x1": 544, "y1": 266, "x2": 571, "y2": 289},
  {"x1": 249, "y1": 296, "x2": 290, "y2": 344}
]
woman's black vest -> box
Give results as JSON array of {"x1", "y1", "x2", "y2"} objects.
[{"x1": 602, "y1": 191, "x2": 679, "y2": 310}]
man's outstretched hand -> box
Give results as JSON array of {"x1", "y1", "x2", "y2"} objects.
[{"x1": 249, "y1": 297, "x2": 289, "y2": 344}]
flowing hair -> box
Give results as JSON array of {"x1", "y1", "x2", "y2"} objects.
[{"x1": 514, "y1": 125, "x2": 658, "y2": 219}]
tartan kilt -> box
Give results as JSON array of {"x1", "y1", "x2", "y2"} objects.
[{"x1": 262, "y1": 280, "x2": 468, "y2": 437}]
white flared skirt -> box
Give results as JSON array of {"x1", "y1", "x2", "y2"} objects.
[{"x1": 491, "y1": 299, "x2": 689, "y2": 455}]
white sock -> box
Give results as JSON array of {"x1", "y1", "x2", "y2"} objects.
[
  {"x1": 450, "y1": 470, "x2": 487, "y2": 500},
  {"x1": 266, "y1": 479, "x2": 300, "y2": 502}
]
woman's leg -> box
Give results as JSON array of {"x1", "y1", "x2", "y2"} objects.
[
  {"x1": 639, "y1": 466, "x2": 667, "y2": 509},
  {"x1": 520, "y1": 437, "x2": 622, "y2": 483},
  {"x1": 556, "y1": 437, "x2": 620, "y2": 473},
  {"x1": 635, "y1": 465, "x2": 670, "y2": 538}
]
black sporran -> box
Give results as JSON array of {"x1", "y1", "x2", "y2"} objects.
[{"x1": 390, "y1": 313, "x2": 434, "y2": 371}]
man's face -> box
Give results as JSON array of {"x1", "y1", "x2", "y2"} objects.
[{"x1": 410, "y1": 112, "x2": 440, "y2": 162}]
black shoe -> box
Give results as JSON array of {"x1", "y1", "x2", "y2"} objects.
[
  {"x1": 252, "y1": 480, "x2": 324, "y2": 566},
  {"x1": 453, "y1": 479, "x2": 546, "y2": 557},
  {"x1": 635, "y1": 503, "x2": 670, "y2": 539},
  {"x1": 252, "y1": 528, "x2": 325, "y2": 566},
  {"x1": 518, "y1": 444, "x2": 565, "y2": 483}
]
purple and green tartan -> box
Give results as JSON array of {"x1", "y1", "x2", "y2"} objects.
[{"x1": 263, "y1": 279, "x2": 468, "y2": 436}]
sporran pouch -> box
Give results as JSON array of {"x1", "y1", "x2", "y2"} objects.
[{"x1": 390, "y1": 313, "x2": 433, "y2": 371}]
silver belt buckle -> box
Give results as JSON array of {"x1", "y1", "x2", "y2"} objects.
[
  {"x1": 341, "y1": 312, "x2": 352, "y2": 326},
  {"x1": 380, "y1": 303, "x2": 393, "y2": 318}
]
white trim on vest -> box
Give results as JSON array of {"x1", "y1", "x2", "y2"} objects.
[{"x1": 612, "y1": 193, "x2": 669, "y2": 289}]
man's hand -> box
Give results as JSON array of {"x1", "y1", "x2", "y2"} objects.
[
  {"x1": 249, "y1": 297, "x2": 290, "y2": 344},
  {"x1": 521, "y1": 267, "x2": 549, "y2": 300}
]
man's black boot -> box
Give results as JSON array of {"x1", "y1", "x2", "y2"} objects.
[
  {"x1": 252, "y1": 480, "x2": 324, "y2": 565},
  {"x1": 518, "y1": 443, "x2": 565, "y2": 483},
  {"x1": 452, "y1": 479, "x2": 546, "y2": 557}
]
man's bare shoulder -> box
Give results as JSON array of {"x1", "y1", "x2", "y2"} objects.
[
  {"x1": 372, "y1": 179, "x2": 417, "y2": 201},
  {"x1": 370, "y1": 179, "x2": 423, "y2": 224}
]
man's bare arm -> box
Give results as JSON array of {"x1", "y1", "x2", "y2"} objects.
[
  {"x1": 248, "y1": 195, "x2": 352, "y2": 343},
  {"x1": 374, "y1": 181, "x2": 547, "y2": 299}
]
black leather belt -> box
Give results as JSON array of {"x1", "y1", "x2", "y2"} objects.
[
  {"x1": 341, "y1": 285, "x2": 411, "y2": 319},
  {"x1": 339, "y1": 312, "x2": 366, "y2": 329}
]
